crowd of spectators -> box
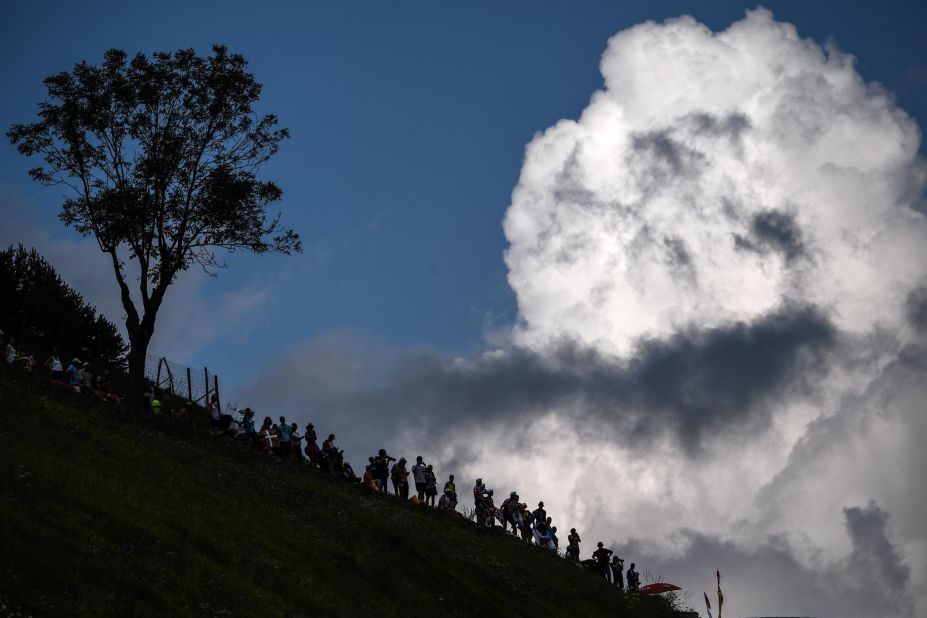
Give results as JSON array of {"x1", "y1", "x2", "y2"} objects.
[{"x1": 2, "y1": 327, "x2": 648, "y2": 592}]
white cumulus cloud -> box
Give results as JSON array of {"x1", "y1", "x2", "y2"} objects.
[{"x1": 505, "y1": 8, "x2": 926, "y2": 358}]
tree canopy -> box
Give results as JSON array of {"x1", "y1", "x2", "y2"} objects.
[
  {"x1": 0, "y1": 244, "x2": 127, "y2": 367},
  {"x1": 7, "y1": 45, "x2": 300, "y2": 401}
]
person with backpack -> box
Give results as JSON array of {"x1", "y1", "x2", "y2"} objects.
[
  {"x1": 592, "y1": 542, "x2": 614, "y2": 583},
  {"x1": 424, "y1": 464, "x2": 438, "y2": 506},
  {"x1": 390, "y1": 458, "x2": 409, "y2": 499},
  {"x1": 501, "y1": 491, "x2": 521, "y2": 534}
]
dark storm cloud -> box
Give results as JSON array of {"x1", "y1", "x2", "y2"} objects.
[
  {"x1": 238, "y1": 305, "x2": 835, "y2": 457},
  {"x1": 686, "y1": 111, "x2": 751, "y2": 142},
  {"x1": 905, "y1": 287, "x2": 927, "y2": 332},
  {"x1": 613, "y1": 504, "x2": 913, "y2": 618},
  {"x1": 630, "y1": 129, "x2": 706, "y2": 177},
  {"x1": 844, "y1": 501, "x2": 911, "y2": 599},
  {"x1": 734, "y1": 210, "x2": 806, "y2": 262}
]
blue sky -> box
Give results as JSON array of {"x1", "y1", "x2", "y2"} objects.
[
  {"x1": 5, "y1": 4, "x2": 927, "y2": 615},
  {"x1": 2, "y1": 0, "x2": 926, "y2": 386}
]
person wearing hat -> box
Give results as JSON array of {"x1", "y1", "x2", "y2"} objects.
[{"x1": 241, "y1": 408, "x2": 256, "y2": 440}]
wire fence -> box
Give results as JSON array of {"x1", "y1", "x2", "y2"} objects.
[{"x1": 144, "y1": 353, "x2": 220, "y2": 408}]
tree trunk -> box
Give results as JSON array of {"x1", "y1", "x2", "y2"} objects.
[{"x1": 126, "y1": 327, "x2": 153, "y2": 413}]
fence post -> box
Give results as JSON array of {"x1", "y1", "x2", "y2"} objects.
[
  {"x1": 186, "y1": 367, "x2": 193, "y2": 403},
  {"x1": 204, "y1": 367, "x2": 209, "y2": 404},
  {"x1": 214, "y1": 374, "x2": 221, "y2": 414}
]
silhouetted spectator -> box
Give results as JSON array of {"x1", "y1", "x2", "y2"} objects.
[
  {"x1": 592, "y1": 542, "x2": 613, "y2": 583},
  {"x1": 626, "y1": 563, "x2": 640, "y2": 592},
  {"x1": 411, "y1": 455, "x2": 427, "y2": 500},
  {"x1": 424, "y1": 464, "x2": 437, "y2": 506},
  {"x1": 611, "y1": 556, "x2": 625, "y2": 590},
  {"x1": 276, "y1": 416, "x2": 291, "y2": 458}
]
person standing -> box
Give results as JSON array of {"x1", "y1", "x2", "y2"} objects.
[
  {"x1": 566, "y1": 528, "x2": 582, "y2": 562},
  {"x1": 411, "y1": 456, "x2": 428, "y2": 500},
  {"x1": 532, "y1": 501, "x2": 547, "y2": 529},
  {"x1": 592, "y1": 542, "x2": 614, "y2": 583},
  {"x1": 289, "y1": 423, "x2": 304, "y2": 460},
  {"x1": 443, "y1": 474, "x2": 457, "y2": 501},
  {"x1": 424, "y1": 464, "x2": 437, "y2": 506},
  {"x1": 276, "y1": 416, "x2": 291, "y2": 459},
  {"x1": 45, "y1": 349, "x2": 63, "y2": 381},
  {"x1": 65, "y1": 358, "x2": 81, "y2": 391},
  {"x1": 611, "y1": 556, "x2": 625, "y2": 590},
  {"x1": 390, "y1": 458, "x2": 407, "y2": 497},
  {"x1": 259, "y1": 417, "x2": 279, "y2": 454},
  {"x1": 397, "y1": 459, "x2": 410, "y2": 499},
  {"x1": 78, "y1": 362, "x2": 94, "y2": 390},
  {"x1": 375, "y1": 449, "x2": 394, "y2": 494},
  {"x1": 626, "y1": 563, "x2": 640, "y2": 592}
]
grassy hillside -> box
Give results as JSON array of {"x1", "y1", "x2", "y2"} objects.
[{"x1": 0, "y1": 376, "x2": 679, "y2": 617}]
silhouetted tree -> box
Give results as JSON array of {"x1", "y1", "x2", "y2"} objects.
[
  {"x1": 8, "y1": 46, "x2": 301, "y2": 409},
  {"x1": 0, "y1": 244, "x2": 127, "y2": 367}
]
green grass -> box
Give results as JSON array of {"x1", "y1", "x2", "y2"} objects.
[{"x1": 0, "y1": 376, "x2": 677, "y2": 617}]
